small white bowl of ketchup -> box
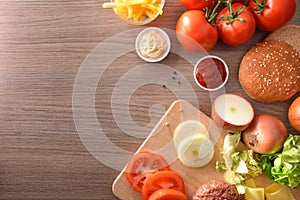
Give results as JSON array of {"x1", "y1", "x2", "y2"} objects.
[{"x1": 193, "y1": 55, "x2": 229, "y2": 92}]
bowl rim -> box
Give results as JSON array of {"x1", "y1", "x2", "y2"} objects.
[
  {"x1": 113, "y1": 0, "x2": 165, "y2": 25},
  {"x1": 135, "y1": 27, "x2": 171, "y2": 63},
  {"x1": 193, "y1": 55, "x2": 229, "y2": 92}
]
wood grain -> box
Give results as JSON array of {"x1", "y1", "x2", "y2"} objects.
[
  {"x1": 0, "y1": 0, "x2": 299, "y2": 199},
  {"x1": 112, "y1": 100, "x2": 300, "y2": 199}
]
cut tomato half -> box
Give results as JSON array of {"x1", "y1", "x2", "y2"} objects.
[
  {"x1": 148, "y1": 188, "x2": 188, "y2": 200},
  {"x1": 142, "y1": 170, "x2": 185, "y2": 200},
  {"x1": 125, "y1": 151, "x2": 169, "y2": 193}
]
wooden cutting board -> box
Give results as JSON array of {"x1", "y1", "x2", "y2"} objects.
[{"x1": 112, "y1": 100, "x2": 300, "y2": 200}]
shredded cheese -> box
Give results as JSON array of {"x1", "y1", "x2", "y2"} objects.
[{"x1": 102, "y1": 0, "x2": 163, "y2": 23}]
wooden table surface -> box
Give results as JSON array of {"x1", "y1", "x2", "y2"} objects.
[{"x1": 0, "y1": 0, "x2": 299, "y2": 199}]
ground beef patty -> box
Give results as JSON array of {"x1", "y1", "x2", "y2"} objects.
[{"x1": 193, "y1": 180, "x2": 241, "y2": 200}]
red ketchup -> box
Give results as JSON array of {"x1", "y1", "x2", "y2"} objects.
[{"x1": 195, "y1": 57, "x2": 227, "y2": 90}]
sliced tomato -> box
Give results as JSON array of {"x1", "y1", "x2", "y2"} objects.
[
  {"x1": 148, "y1": 188, "x2": 188, "y2": 200},
  {"x1": 142, "y1": 171, "x2": 185, "y2": 200},
  {"x1": 125, "y1": 151, "x2": 169, "y2": 193}
]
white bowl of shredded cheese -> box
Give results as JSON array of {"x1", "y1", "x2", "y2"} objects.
[
  {"x1": 102, "y1": 0, "x2": 165, "y2": 25},
  {"x1": 135, "y1": 27, "x2": 171, "y2": 62}
]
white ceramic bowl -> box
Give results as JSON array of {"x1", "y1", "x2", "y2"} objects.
[
  {"x1": 193, "y1": 55, "x2": 229, "y2": 92},
  {"x1": 135, "y1": 27, "x2": 171, "y2": 62},
  {"x1": 113, "y1": 0, "x2": 165, "y2": 25}
]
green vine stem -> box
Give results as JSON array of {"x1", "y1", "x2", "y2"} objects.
[
  {"x1": 205, "y1": 0, "x2": 248, "y2": 25},
  {"x1": 206, "y1": 0, "x2": 225, "y2": 24},
  {"x1": 217, "y1": 1, "x2": 247, "y2": 24},
  {"x1": 253, "y1": 0, "x2": 267, "y2": 14}
]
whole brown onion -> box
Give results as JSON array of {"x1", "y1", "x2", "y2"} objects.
[
  {"x1": 288, "y1": 96, "x2": 300, "y2": 133},
  {"x1": 242, "y1": 114, "x2": 288, "y2": 154}
]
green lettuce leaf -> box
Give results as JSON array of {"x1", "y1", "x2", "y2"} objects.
[
  {"x1": 216, "y1": 132, "x2": 263, "y2": 185},
  {"x1": 261, "y1": 134, "x2": 300, "y2": 188},
  {"x1": 282, "y1": 134, "x2": 300, "y2": 163}
]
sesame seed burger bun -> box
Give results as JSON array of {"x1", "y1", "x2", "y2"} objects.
[
  {"x1": 239, "y1": 40, "x2": 300, "y2": 103},
  {"x1": 265, "y1": 24, "x2": 300, "y2": 54}
]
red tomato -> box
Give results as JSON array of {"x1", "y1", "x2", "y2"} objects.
[
  {"x1": 176, "y1": 10, "x2": 218, "y2": 52},
  {"x1": 142, "y1": 171, "x2": 185, "y2": 200},
  {"x1": 233, "y1": 0, "x2": 246, "y2": 2},
  {"x1": 148, "y1": 189, "x2": 188, "y2": 200},
  {"x1": 248, "y1": 0, "x2": 296, "y2": 31},
  {"x1": 179, "y1": 0, "x2": 216, "y2": 10},
  {"x1": 125, "y1": 151, "x2": 169, "y2": 193},
  {"x1": 217, "y1": 3, "x2": 256, "y2": 46}
]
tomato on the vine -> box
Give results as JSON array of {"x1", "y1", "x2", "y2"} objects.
[
  {"x1": 179, "y1": 0, "x2": 216, "y2": 10},
  {"x1": 142, "y1": 171, "x2": 185, "y2": 200},
  {"x1": 248, "y1": 0, "x2": 296, "y2": 31},
  {"x1": 217, "y1": 3, "x2": 256, "y2": 46},
  {"x1": 233, "y1": 0, "x2": 246, "y2": 2},
  {"x1": 125, "y1": 151, "x2": 169, "y2": 193},
  {"x1": 176, "y1": 10, "x2": 218, "y2": 52},
  {"x1": 148, "y1": 189, "x2": 188, "y2": 200}
]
